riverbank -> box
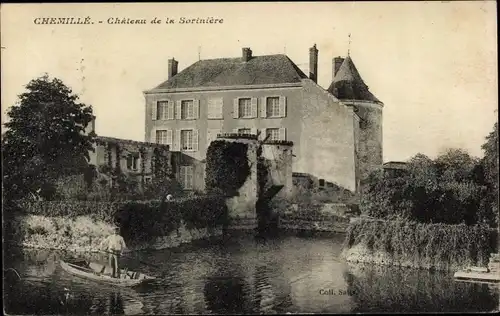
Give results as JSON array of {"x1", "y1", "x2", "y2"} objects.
[
  {"x1": 341, "y1": 217, "x2": 498, "y2": 271},
  {"x1": 8, "y1": 214, "x2": 223, "y2": 253}
]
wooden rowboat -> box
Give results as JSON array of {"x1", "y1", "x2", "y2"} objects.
[{"x1": 60, "y1": 259, "x2": 156, "y2": 287}]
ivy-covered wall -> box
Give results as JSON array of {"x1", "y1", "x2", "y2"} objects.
[
  {"x1": 205, "y1": 136, "x2": 257, "y2": 224},
  {"x1": 54, "y1": 136, "x2": 179, "y2": 200}
]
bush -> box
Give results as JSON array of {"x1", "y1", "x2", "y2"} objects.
[
  {"x1": 16, "y1": 200, "x2": 121, "y2": 223},
  {"x1": 361, "y1": 150, "x2": 491, "y2": 226},
  {"x1": 343, "y1": 218, "x2": 497, "y2": 270},
  {"x1": 115, "y1": 195, "x2": 228, "y2": 244}
]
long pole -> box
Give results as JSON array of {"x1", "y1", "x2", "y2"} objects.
[{"x1": 101, "y1": 250, "x2": 161, "y2": 269}]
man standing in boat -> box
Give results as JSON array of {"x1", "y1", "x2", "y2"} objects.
[{"x1": 99, "y1": 226, "x2": 127, "y2": 278}]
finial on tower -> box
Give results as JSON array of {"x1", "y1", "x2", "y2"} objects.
[{"x1": 348, "y1": 33, "x2": 351, "y2": 56}]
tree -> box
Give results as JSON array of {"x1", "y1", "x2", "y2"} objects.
[
  {"x1": 480, "y1": 121, "x2": 498, "y2": 227},
  {"x1": 2, "y1": 74, "x2": 95, "y2": 201},
  {"x1": 361, "y1": 149, "x2": 487, "y2": 225}
]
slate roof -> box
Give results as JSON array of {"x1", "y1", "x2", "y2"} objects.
[
  {"x1": 151, "y1": 54, "x2": 308, "y2": 90},
  {"x1": 327, "y1": 56, "x2": 381, "y2": 103}
]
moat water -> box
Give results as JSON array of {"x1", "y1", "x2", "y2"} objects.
[{"x1": 4, "y1": 233, "x2": 499, "y2": 314}]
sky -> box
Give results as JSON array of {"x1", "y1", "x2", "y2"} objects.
[{"x1": 1, "y1": 2, "x2": 497, "y2": 162}]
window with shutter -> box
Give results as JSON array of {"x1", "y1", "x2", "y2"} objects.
[
  {"x1": 238, "y1": 128, "x2": 251, "y2": 135},
  {"x1": 180, "y1": 129, "x2": 198, "y2": 151},
  {"x1": 237, "y1": 98, "x2": 252, "y2": 118},
  {"x1": 266, "y1": 97, "x2": 280, "y2": 117},
  {"x1": 179, "y1": 166, "x2": 194, "y2": 190},
  {"x1": 156, "y1": 130, "x2": 169, "y2": 144},
  {"x1": 266, "y1": 128, "x2": 280, "y2": 141},
  {"x1": 181, "y1": 100, "x2": 195, "y2": 119},
  {"x1": 157, "y1": 101, "x2": 169, "y2": 120},
  {"x1": 186, "y1": 166, "x2": 194, "y2": 190},
  {"x1": 126, "y1": 154, "x2": 139, "y2": 171}
]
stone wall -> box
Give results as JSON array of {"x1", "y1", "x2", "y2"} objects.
[
  {"x1": 219, "y1": 137, "x2": 259, "y2": 229},
  {"x1": 271, "y1": 200, "x2": 353, "y2": 232},
  {"x1": 299, "y1": 79, "x2": 358, "y2": 191},
  {"x1": 261, "y1": 142, "x2": 294, "y2": 199},
  {"x1": 349, "y1": 101, "x2": 383, "y2": 183}
]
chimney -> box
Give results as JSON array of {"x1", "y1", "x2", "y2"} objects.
[
  {"x1": 242, "y1": 47, "x2": 252, "y2": 62},
  {"x1": 168, "y1": 58, "x2": 179, "y2": 79},
  {"x1": 333, "y1": 57, "x2": 344, "y2": 79},
  {"x1": 309, "y1": 44, "x2": 319, "y2": 83}
]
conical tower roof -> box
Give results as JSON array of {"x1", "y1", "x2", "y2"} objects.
[{"x1": 327, "y1": 56, "x2": 381, "y2": 103}]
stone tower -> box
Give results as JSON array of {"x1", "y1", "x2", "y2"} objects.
[{"x1": 327, "y1": 56, "x2": 383, "y2": 188}]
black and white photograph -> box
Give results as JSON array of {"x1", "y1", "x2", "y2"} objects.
[{"x1": 1, "y1": 2, "x2": 498, "y2": 314}]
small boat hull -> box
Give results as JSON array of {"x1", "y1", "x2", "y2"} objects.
[{"x1": 60, "y1": 260, "x2": 156, "y2": 287}]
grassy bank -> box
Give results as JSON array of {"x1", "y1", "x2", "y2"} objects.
[
  {"x1": 341, "y1": 218, "x2": 497, "y2": 271},
  {"x1": 9, "y1": 215, "x2": 114, "y2": 253},
  {"x1": 5, "y1": 196, "x2": 228, "y2": 252}
]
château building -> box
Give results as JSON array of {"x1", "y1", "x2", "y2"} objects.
[{"x1": 143, "y1": 45, "x2": 383, "y2": 193}]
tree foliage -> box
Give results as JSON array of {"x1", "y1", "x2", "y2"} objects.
[
  {"x1": 361, "y1": 148, "x2": 492, "y2": 226},
  {"x1": 2, "y1": 75, "x2": 95, "y2": 201},
  {"x1": 480, "y1": 121, "x2": 499, "y2": 226}
]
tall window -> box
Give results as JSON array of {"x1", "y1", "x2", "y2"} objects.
[
  {"x1": 266, "y1": 128, "x2": 280, "y2": 141},
  {"x1": 266, "y1": 97, "x2": 280, "y2": 117},
  {"x1": 156, "y1": 130, "x2": 171, "y2": 145},
  {"x1": 238, "y1": 98, "x2": 252, "y2": 118},
  {"x1": 180, "y1": 166, "x2": 194, "y2": 190},
  {"x1": 238, "y1": 128, "x2": 251, "y2": 134},
  {"x1": 157, "y1": 101, "x2": 168, "y2": 120},
  {"x1": 126, "y1": 154, "x2": 139, "y2": 171},
  {"x1": 181, "y1": 130, "x2": 194, "y2": 151},
  {"x1": 181, "y1": 100, "x2": 194, "y2": 119}
]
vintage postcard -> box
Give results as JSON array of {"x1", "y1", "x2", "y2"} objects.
[{"x1": 2, "y1": 2, "x2": 498, "y2": 315}]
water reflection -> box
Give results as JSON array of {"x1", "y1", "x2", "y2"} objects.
[
  {"x1": 4, "y1": 235, "x2": 500, "y2": 314},
  {"x1": 344, "y1": 262, "x2": 500, "y2": 313},
  {"x1": 204, "y1": 276, "x2": 248, "y2": 314}
]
